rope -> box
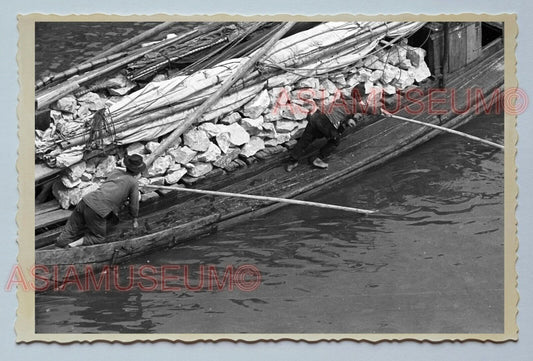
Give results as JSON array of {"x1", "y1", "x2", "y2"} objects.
[{"x1": 84, "y1": 108, "x2": 117, "y2": 152}]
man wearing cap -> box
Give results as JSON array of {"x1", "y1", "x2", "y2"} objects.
[{"x1": 55, "y1": 154, "x2": 146, "y2": 248}]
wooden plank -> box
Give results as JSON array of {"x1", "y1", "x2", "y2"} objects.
[
  {"x1": 35, "y1": 50, "x2": 503, "y2": 275},
  {"x1": 35, "y1": 199, "x2": 60, "y2": 215},
  {"x1": 466, "y1": 22, "x2": 482, "y2": 63},
  {"x1": 36, "y1": 80, "x2": 504, "y2": 276},
  {"x1": 36, "y1": 214, "x2": 220, "y2": 266},
  {"x1": 35, "y1": 208, "x2": 72, "y2": 229},
  {"x1": 448, "y1": 25, "x2": 467, "y2": 72},
  {"x1": 428, "y1": 32, "x2": 443, "y2": 77},
  {"x1": 211, "y1": 49, "x2": 504, "y2": 229},
  {"x1": 35, "y1": 224, "x2": 219, "y2": 283},
  {"x1": 36, "y1": 227, "x2": 63, "y2": 249},
  {"x1": 35, "y1": 47, "x2": 504, "y2": 246},
  {"x1": 34, "y1": 29, "x2": 501, "y2": 232},
  {"x1": 217, "y1": 52, "x2": 504, "y2": 234},
  {"x1": 35, "y1": 163, "x2": 62, "y2": 183}
]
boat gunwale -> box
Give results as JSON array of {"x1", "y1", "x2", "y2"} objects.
[
  {"x1": 34, "y1": 28, "x2": 505, "y2": 270},
  {"x1": 35, "y1": 53, "x2": 504, "y2": 271}
]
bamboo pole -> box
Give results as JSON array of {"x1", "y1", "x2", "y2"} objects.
[
  {"x1": 57, "y1": 77, "x2": 267, "y2": 148},
  {"x1": 87, "y1": 22, "x2": 177, "y2": 62},
  {"x1": 261, "y1": 22, "x2": 399, "y2": 72},
  {"x1": 60, "y1": 96, "x2": 205, "y2": 148},
  {"x1": 47, "y1": 22, "x2": 413, "y2": 150},
  {"x1": 144, "y1": 184, "x2": 376, "y2": 215},
  {"x1": 200, "y1": 22, "x2": 272, "y2": 69},
  {"x1": 35, "y1": 52, "x2": 128, "y2": 89},
  {"x1": 35, "y1": 23, "x2": 221, "y2": 110},
  {"x1": 383, "y1": 110, "x2": 504, "y2": 150},
  {"x1": 233, "y1": 24, "x2": 403, "y2": 89},
  {"x1": 144, "y1": 21, "x2": 297, "y2": 168}
]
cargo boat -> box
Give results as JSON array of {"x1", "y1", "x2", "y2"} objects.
[{"x1": 33, "y1": 21, "x2": 504, "y2": 278}]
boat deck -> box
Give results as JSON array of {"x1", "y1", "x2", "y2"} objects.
[{"x1": 35, "y1": 47, "x2": 504, "y2": 269}]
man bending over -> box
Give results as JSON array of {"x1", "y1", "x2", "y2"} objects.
[{"x1": 55, "y1": 154, "x2": 146, "y2": 248}]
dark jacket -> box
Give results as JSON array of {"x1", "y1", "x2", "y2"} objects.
[
  {"x1": 323, "y1": 98, "x2": 369, "y2": 130},
  {"x1": 83, "y1": 169, "x2": 139, "y2": 219}
]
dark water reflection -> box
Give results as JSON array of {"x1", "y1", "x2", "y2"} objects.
[
  {"x1": 34, "y1": 22, "x2": 201, "y2": 80},
  {"x1": 36, "y1": 113, "x2": 504, "y2": 334}
]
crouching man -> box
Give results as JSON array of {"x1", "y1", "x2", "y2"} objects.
[
  {"x1": 285, "y1": 96, "x2": 382, "y2": 172},
  {"x1": 55, "y1": 154, "x2": 146, "y2": 248}
]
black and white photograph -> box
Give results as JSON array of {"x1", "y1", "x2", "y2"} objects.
[{"x1": 17, "y1": 15, "x2": 516, "y2": 341}]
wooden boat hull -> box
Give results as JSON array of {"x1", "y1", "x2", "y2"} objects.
[{"x1": 35, "y1": 45, "x2": 504, "y2": 283}]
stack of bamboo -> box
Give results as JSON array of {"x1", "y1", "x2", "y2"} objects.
[{"x1": 36, "y1": 21, "x2": 432, "y2": 209}]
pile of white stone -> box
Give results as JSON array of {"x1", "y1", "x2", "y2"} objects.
[
  {"x1": 50, "y1": 43, "x2": 432, "y2": 209},
  {"x1": 358, "y1": 42, "x2": 431, "y2": 94}
]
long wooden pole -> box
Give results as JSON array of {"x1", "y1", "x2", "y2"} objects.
[
  {"x1": 35, "y1": 52, "x2": 128, "y2": 89},
  {"x1": 36, "y1": 22, "x2": 177, "y2": 89},
  {"x1": 144, "y1": 184, "x2": 376, "y2": 215},
  {"x1": 383, "y1": 110, "x2": 504, "y2": 150},
  {"x1": 35, "y1": 24, "x2": 219, "y2": 110},
  {"x1": 144, "y1": 21, "x2": 296, "y2": 168},
  {"x1": 86, "y1": 22, "x2": 177, "y2": 62}
]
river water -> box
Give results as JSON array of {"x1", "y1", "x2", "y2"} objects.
[{"x1": 34, "y1": 23, "x2": 504, "y2": 334}]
